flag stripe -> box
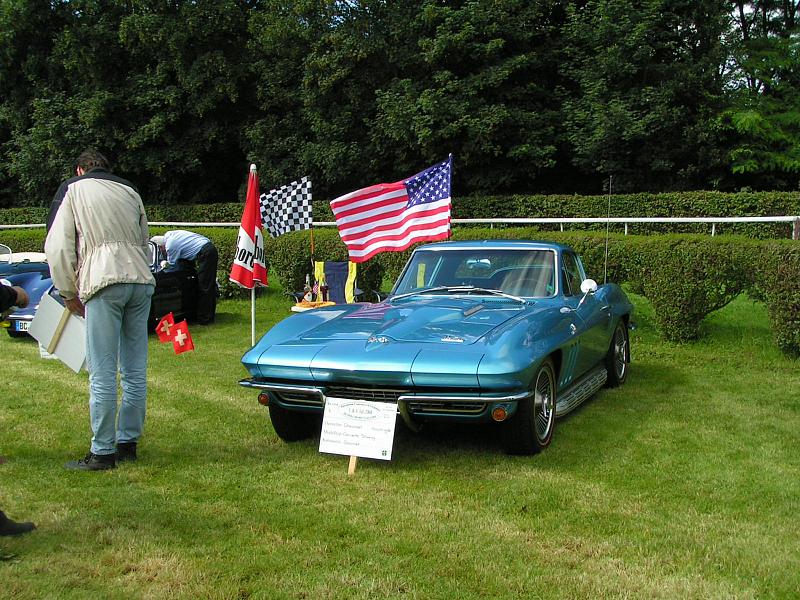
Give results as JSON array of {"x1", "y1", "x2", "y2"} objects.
[
  {"x1": 343, "y1": 218, "x2": 452, "y2": 253},
  {"x1": 331, "y1": 190, "x2": 408, "y2": 224},
  {"x1": 330, "y1": 182, "x2": 405, "y2": 211},
  {"x1": 348, "y1": 226, "x2": 452, "y2": 262},
  {"x1": 338, "y1": 201, "x2": 451, "y2": 243}
]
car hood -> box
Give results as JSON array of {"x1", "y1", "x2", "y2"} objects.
[
  {"x1": 299, "y1": 297, "x2": 525, "y2": 345},
  {"x1": 243, "y1": 297, "x2": 553, "y2": 389}
]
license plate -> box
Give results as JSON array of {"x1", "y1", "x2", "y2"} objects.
[{"x1": 14, "y1": 320, "x2": 29, "y2": 332}]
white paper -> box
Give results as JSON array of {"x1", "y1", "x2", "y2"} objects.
[
  {"x1": 28, "y1": 293, "x2": 86, "y2": 373},
  {"x1": 319, "y1": 397, "x2": 397, "y2": 461}
]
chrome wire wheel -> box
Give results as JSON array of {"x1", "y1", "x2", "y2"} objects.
[
  {"x1": 613, "y1": 323, "x2": 628, "y2": 380},
  {"x1": 502, "y1": 358, "x2": 557, "y2": 454},
  {"x1": 533, "y1": 362, "x2": 556, "y2": 443},
  {"x1": 605, "y1": 320, "x2": 630, "y2": 388}
]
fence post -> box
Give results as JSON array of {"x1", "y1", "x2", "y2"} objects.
[
  {"x1": 794, "y1": 218, "x2": 799, "y2": 240},
  {"x1": 712, "y1": 223, "x2": 716, "y2": 237}
]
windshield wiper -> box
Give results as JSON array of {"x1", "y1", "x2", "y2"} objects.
[
  {"x1": 391, "y1": 285, "x2": 527, "y2": 304},
  {"x1": 390, "y1": 286, "x2": 452, "y2": 301}
]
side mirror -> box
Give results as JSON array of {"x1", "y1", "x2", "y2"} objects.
[
  {"x1": 577, "y1": 278, "x2": 598, "y2": 308},
  {"x1": 580, "y1": 279, "x2": 598, "y2": 295}
]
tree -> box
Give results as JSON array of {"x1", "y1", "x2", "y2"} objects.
[
  {"x1": 724, "y1": 1, "x2": 800, "y2": 188},
  {"x1": 5, "y1": 0, "x2": 254, "y2": 206},
  {"x1": 561, "y1": 0, "x2": 731, "y2": 191}
]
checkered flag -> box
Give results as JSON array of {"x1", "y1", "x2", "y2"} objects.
[{"x1": 259, "y1": 176, "x2": 313, "y2": 238}]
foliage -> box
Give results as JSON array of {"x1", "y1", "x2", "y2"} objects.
[
  {"x1": 1, "y1": 0, "x2": 252, "y2": 208},
  {"x1": 723, "y1": 1, "x2": 800, "y2": 187},
  {"x1": 561, "y1": 0, "x2": 731, "y2": 191},
  {"x1": 8, "y1": 188, "x2": 800, "y2": 239},
  {"x1": 2, "y1": 1, "x2": 799, "y2": 209},
  {"x1": 757, "y1": 240, "x2": 800, "y2": 356},
  {"x1": 622, "y1": 235, "x2": 757, "y2": 341}
]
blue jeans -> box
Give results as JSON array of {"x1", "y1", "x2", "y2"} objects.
[{"x1": 85, "y1": 283, "x2": 154, "y2": 455}]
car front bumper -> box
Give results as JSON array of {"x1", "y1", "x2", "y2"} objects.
[{"x1": 239, "y1": 378, "x2": 532, "y2": 428}]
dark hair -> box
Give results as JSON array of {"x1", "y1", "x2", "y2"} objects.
[{"x1": 75, "y1": 149, "x2": 110, "y2": 172}]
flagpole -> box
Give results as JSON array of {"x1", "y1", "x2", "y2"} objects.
[
  {"x1": 251, "y1": 286, "x2": 256, "y2": 346},
  {"x1": 250, "y1": 164, "x2": 258, "y2": 347}
]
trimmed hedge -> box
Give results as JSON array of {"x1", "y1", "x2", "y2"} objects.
[
  {"x1": 2, "y1": 190, "x2": 799, "y2": 239},
  {"x1": 757, "y1": 242, "x2": 800, "y2": 357},
  {"x1": 2, "y1": 227, "x2": 798, "y2": 356}
]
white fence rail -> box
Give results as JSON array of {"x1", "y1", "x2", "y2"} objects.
[{"x1": 3, "y1": 216, "x2": 799, "y2": 238}]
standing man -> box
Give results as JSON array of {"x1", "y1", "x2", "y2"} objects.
[
  {"x1": 45, "y1": 149, "x2": 155, "y2": 471},
  {"x1": 0, "y1": 282, "x2": 36, "y2": 535},
  {"x1": 151, "y1": 230, "x2": 218, "y2": 324}
]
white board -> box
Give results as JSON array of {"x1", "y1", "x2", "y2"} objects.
[
  {"x1": 28, "y1": 293, "x2": 85, "y2": 373},
  {"x1": 319, "y1": 397, "x2": 397, "y2": 461}
]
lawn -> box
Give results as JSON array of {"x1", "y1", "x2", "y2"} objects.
[{"x1": 1, "y1": 287, "x2": 798, "y2": 599}]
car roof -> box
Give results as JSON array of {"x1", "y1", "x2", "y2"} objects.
[{"x1": 414, "y1": 239, "x2": 572, "y2": 253}]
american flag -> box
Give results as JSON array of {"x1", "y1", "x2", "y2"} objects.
[{"x1": 330, "y1": 156, "x2": 452, "y2": 263}]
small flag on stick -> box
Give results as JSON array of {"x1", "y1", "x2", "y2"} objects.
[
  {"x1": 171, "y1": 320, "x2": 194, "y2": 354},
  {"x1": 156, "y1": 312, "x2": 175, "y2": 343}
]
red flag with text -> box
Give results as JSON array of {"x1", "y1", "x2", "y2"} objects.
[{"x1": 229, "y1": 164, "x2": 268, "y2": 288}]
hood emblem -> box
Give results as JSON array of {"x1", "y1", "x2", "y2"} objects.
[
  {"x1": 441, "y1": 335, "x2": 465, "y2": 343},
  {"x1": 368, "y1": 336, "x2": 390, "y2": 344}
]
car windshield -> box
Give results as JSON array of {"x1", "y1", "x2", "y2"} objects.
[{"x1": 392, "y1": 248, "x2": 557, "y2": 298}]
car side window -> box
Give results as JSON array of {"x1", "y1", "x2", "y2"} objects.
[{"x1": 561, "y1": 252, "x2": 583, "y2": 297}]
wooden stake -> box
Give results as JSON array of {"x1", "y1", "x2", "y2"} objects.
[
  {"x1": 46, "y1": 307, "x2": 71, "y2": 354},
  {"x1": 347, "y1": 455, "x2": 358, "y2": 476}
]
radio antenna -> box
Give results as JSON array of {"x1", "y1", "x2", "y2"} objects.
[{"x1": 603, "y1": 175, "x2": 612, "y2": 285}]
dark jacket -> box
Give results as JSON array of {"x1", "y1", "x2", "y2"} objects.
[{"x1": 0, "y1": 283, "x2": 19, "y2": 312}]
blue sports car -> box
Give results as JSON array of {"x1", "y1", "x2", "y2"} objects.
[{"x1": 240, "y1": 240, "x2": 633, "y2": 455}]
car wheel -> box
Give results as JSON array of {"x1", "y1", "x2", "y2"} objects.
[
  {"x1": 268, "y1": 402, "x2": 319, "y2": 442},
  {"x1": 502, "y1": 358, "x2": 556, "y2": 455},
  {"x1": 604, "y1": 319, "x2": 629, "y2": 388}
]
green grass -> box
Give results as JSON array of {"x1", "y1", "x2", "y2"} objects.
[{"x1": 1, "y1": 287, "x2": 798, "y2": 599}]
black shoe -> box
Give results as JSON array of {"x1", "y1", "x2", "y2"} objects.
[
  {"x1": 65, "y1": 452, "x2": 116, "y2": 471},
  {"x1": 116, "y1": 442, "x2": 137, "y2": 463},
  {"x1": 0, "y1": 511, "x2": 35, "y2": 536}
]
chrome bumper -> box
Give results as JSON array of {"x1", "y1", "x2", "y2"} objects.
[{"x1": 238, "y1": 378, "x2": 533, "y2": 427}]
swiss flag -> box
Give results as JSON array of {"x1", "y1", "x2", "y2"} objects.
[
  {"x1": 156, "y1": 312, "x2": 175, "y2": 343},
  {"x1": 171, "y1": 320, "x2": 194, "y2": 354}
]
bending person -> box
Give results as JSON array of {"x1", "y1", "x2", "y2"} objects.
[{"x1": 151, "y1": 230, "x2": 218, "y2": 324}]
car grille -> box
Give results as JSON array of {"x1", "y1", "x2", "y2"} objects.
[
  {"x1": 405, "y1": 401, "x2": 487, "y2": 415},
  {"x1": 273, "y1": 390, "x2": 323, "y2": 408},
  {"x1": 324, "y1": 386, "x2": 487, "y2": 416},
  {"x1": 325, "y1": 386, "x2": 403, "y2": 403}
]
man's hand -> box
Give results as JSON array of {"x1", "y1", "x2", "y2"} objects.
[
  {"x1": 12, "y1": 286, "x2": 29, "y2": 308},
  {"x1": 65, "y1": 297, "x2": 85, "y2": 317}
]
